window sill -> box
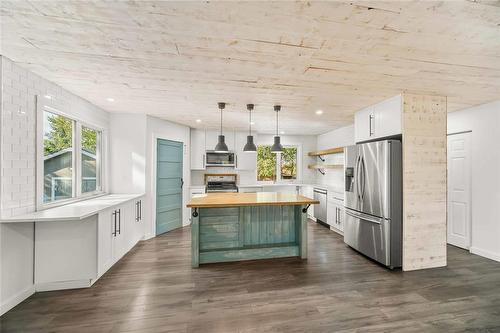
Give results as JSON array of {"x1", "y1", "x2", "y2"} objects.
[{"x1": 37, "y1": 192, "x2": 107, "y2": 212}]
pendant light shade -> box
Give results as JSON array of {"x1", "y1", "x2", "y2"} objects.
[
  {"x1": 214, "y1": 102, "x2": 229, "y2": 152},
  {"x1": 271, "y1": 135, "x2": 283, "y2": 153},
  {"x1": 243, "y1": 104, "x2": 257, "y2": 152},
  {"x1": 271, "y1": 105, "x2": 283, "y2": 153}
]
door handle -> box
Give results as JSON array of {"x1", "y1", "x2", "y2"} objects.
[
  {"x1": 203, "y1": 154, "x2": 205, "y2": 168},
  {"x1": 117, "y1": 209, "x2": 121, "y2": 235},
  {"x1": 112, "y1": 210, "x2": 117, "y2": 237},
  {"x1": 360, "y1": 157, "x2": 366, "y2": 201},
  {"x1": 181, "y1": 178, "x2": 184, "y2": 189},
  {"x1": 369, "y1": 114, "x2": 374, "y2": 136},
  {"x1": 355, "y1": 155, "x2": 362, "y2": 200}
]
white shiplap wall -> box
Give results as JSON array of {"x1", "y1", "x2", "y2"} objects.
[{"x1": 0, "y1": 56, "x2": 109, "y2": 315}]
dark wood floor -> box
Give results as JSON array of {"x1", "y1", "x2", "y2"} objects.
[{"x1": 2, "y1": 221, "x2": 500, "y2": 333}]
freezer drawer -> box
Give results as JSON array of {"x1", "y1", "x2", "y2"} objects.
[{"x1": 344, "y1": 208, "x2": 392, "y2": 267}]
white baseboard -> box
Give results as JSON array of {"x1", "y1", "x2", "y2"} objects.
[
  {"x1": 470, "y1": 246, "x2": 500, "y2": 262},
  {"x1": 35, "y1": 279, "x2": 91, "y2": 292},
  {"x1": 0, "y1": 285, "x2": 35, "y2": 316}
]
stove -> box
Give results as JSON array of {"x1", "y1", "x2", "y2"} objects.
[{"x1": 205, "y1": 174, "x2": 238, "y2": 193}]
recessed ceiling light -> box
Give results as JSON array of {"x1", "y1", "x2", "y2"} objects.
[
  {"x1": 250, "y1": 121, "x2": 255, "y2": 125},
  {"x1": 106, "y1": 97, "x2": 115, "y2": 102},
  {"x1": 280, "y1": 131, "x2": 285, "y2": 135},
  {"x1": 44, "y1": 95, "x2": 52, "y2": 99},
  {"x1": 315, "y1": 109, "x2": 324, "y2": 115},
  {"x1": 196, "y1": 119, "x2": 202, "y2": 123}
]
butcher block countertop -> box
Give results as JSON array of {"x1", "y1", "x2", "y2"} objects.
[{"x1": 186, "y1": 192, "x2": 319, "y2": 208}]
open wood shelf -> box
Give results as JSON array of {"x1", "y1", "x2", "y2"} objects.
[
  {"x1": 308, "y1": 164, "x2": 343, "y2": 170},
  {"x1": 308, "y1": 147, "x2": 344, "y2": 157}
]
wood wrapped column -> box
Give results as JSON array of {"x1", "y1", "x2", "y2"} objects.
[{"x1": 402, "y1": 93, "x2": 447, "y2": 271}]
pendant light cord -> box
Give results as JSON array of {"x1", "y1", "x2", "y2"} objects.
[
  {"x1": 220, "y1": 107, "x2": 223, "y2": 136},
  {"x1": 249, "y1": 109, "x2": 252, "y2": 136},
  {"x1": 276, "y1": 109, "x2": 279, "y2": 136}
]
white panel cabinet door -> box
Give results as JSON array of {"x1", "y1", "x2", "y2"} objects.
[
  {"x1": 373, "y1": 95, "x2": 402, "y2": 139},
  {"x1": 327, "y1": 202, "x2": 336, "y2": 227},
  {"x1": 354, "y1": 106, "x2": 374, "y2": 143},
  {"x1": 190, "y1": 129, "x2": 206, "y2": 170},
  {"x1": 112, "y1": 205, "x2": 128, "y2": 262},
  {"x1": 234, "y1": 131, "x2": 257, "y2": 170},
  {"x1": 447, "y1": 132, "x2": 471, "y2": 250},
  {"x1": 98, "y1": 208, "x2": 115, "y2": 277}
]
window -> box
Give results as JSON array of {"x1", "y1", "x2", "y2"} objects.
[
  {"x1": 81, "y1": 126, "x2": 99, "y2": 193},
  {"x1": 257, "y1": 145, "x2": 298, "y2": 182},
  {"x1": 280, "y1": 147, "x2": 297, "y2": 180},
  {"x1": 39, "y1": 105, "x2": 103, "y2": 207},
  {"x1": 43, "y1": 112, "x2": 73, "y2": 203}
]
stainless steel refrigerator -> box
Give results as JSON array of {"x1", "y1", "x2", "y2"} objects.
[{"x1": 344, "y1": 140, "x2": 402, "y2": 268}]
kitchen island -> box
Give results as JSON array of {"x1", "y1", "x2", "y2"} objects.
[{"x1": 187, "y1": 192, "x2": 319, "y2": 267}]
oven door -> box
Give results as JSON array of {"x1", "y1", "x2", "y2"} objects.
[{"x1": 205, "y1": 151, "x2": 235, "y2": 166}]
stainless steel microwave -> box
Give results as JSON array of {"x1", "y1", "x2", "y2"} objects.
[{"x1": 205, "y1": 151, "x2": 235, "y2": 167}]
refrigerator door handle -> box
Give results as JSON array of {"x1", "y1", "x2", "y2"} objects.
[
  {"x1": 345, "y1": 209, "x2": 385, "y2": 225},
  {"x1": 356, "y1": 155, "x2": 362, "y2": 200},
  {"x1": 360, "y1": 156, "x2": 366, "y2": 201}
]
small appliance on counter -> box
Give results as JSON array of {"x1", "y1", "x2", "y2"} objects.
[
  {"x1": 205, "y1": 174, "x2": 238, "y2": 193},
  {"x1": 344, "y1": 139, "x2": 402, "y2": 269}
]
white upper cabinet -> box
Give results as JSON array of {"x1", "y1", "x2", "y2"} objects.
[
  {"x1": 190, "y1": 129, "x2": 206, "y2": 170},
  {"x1": 354, "y1": 106, "x2": 374, "y2": 143},
  {"x1": 354, "y1": 95, "x2": 402, "y2": 143},
  {"x1": 373, "y1": 95, "x2": 402, "y2": 139},
  {"x1": 234, "y1": 132, "x2": 257, "y2": 170}
]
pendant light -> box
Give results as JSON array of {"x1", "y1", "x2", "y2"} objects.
[
  {"x1": 271, "y1": 104, "x2": 283, "y2": 153},
  {"x1": 214, "y1": 102, "x2": 229, "y2": 152},
  {"x1": 243, "y1": 103, "x2": 257, "y2": 152}
]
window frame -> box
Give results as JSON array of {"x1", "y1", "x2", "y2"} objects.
[
  {"x1": 36, "y1": 96, "x2": 105, "y2": 210},
  {"x1": 256, "y1": 144, "x2": 301, "y2": 183}
]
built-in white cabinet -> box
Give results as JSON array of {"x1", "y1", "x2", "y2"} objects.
[
  {"x1": 191, "y1": 129, "x2": 256, "y2": 170},
  {"x1": 33, "y1": 195, "x2": 145, "y2": 292},
  {"x1": 190, "y1": 129, "x2": 206, "y2": 170},
  {"x1": 327, "y1": 192, "x2": 344, "y2": 234},
  {"x1": 355, "y1": 95, "x2": 402, "y2": 143},
  {"x1": 189, "y1": 187, "x2": 206, "y2": 197},
  {"x1": 234, "y1": 132, "x2": 257, "y2": 170},
  {"x1": 98, "y1": 196, "x2": 144, "y2": 278}
]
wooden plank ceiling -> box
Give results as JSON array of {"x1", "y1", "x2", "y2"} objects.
[{"x1": 1, "y1": 1, "x2": 499, "y2": 134}]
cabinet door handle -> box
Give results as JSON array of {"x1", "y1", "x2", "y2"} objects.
[
  {"x1": 369, "y1": 114, "x2": 374, "y2": 136},
  {"x1": 117, "y1": 209, "x2": 121, "y2": 234},
  {"x1": 112, "y1": 211, "x2": 117, "y2": 237},
  {"x1": 203, "y1": 154, "x2": 205, "y2": 168},
  {"x1": 139, "y1": 200, "x2": 142, "y2": 221}
]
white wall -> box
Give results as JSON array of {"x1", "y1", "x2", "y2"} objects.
[
  {"x1": 109, "y1": 113, "x2": 147, "y2": 194},
  {"x1": 145, "y1": 115, "x2": 191, "y2": 238},
  {"x1": 447, "y1": 100, "x2": 500, "y2": 262},
  {"x1": 0, "y1": 56, "x2": 110, "y2": 315},
  {"x1": 316, "y1": 125, "x2": 355, "y2": 191}
]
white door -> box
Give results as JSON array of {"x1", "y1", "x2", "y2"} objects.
[{"x1": 447, "y1": 132, "x2": 471, "y2": 249}]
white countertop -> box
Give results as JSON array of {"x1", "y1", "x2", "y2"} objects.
[{"x1": 0, "y1": 194, "x2": 144, "y2": 223}]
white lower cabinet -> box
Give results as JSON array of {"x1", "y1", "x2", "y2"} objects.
[
  {"x1": 98, "y1": 197, "x2": 144, "y2": 278},
  {"x1": 328, "y1": 193, "x2": 344, "y2": 234}
]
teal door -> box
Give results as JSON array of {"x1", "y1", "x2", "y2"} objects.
[{"x1": 156, "y1": 139, "x2": 183, "y2": 235}]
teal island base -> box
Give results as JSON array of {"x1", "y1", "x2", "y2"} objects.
[{"x1": 191, "y1": 205, "x2": 308, "y2": 267}]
